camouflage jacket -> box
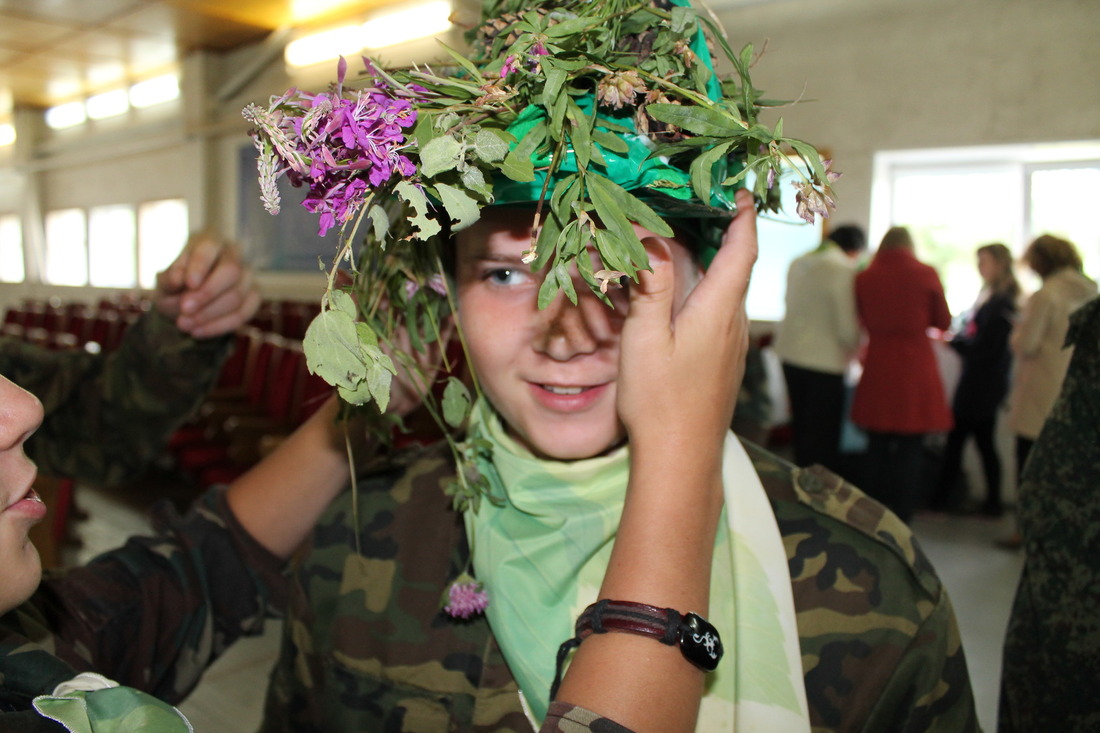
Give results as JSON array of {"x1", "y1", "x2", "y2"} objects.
[
  {"x1": 999, "y1": 296, "x2": 1100, "y2": 732},
  {"x1": 0, "y1": 309, "x2": 230, "y2": 486},
  {"x1": 261, "y1": 440, "x2": 979, "y2": 733},
  {"x1": 0, "y1": 487, "x2": 287, "y2": 732}
]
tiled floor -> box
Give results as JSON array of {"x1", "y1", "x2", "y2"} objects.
[{"x1": 61, "y1": 477, "x2": 1023, "y2": 732}]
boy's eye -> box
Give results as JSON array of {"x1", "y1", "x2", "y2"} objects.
[{"x1": 485, "y1": 268, "x2": 528, "y2": 286}]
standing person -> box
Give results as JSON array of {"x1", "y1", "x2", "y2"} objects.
[
  {"x1": 851, "y1": 226, "x2": 953, "y2": 523},
  {"x1": 1007, "y1": 235, "x2": 1097, "y2": 484},
  {"x1": 930, "y1": 243, "x2": 1018, "y2": 515},
  {"x1": 999, "y1": 234, "x2": 1097, "y2": 548},
  {"x1": 774, "y1": 224, "x2": 866, "y2": 474},
  {"x1": 998, "y1": 295, "x2": 1100, "y2": 731},
  {"x1": 245, "y1": 3, "x2": 978, "y2": 730}
]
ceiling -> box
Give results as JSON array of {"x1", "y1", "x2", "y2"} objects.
[
  {"x1": 0, "y1": 0, "x2": 404, "y2": 112},
  {"x1": 0, "y1": 0, "x2": 766, "y2": 114}
]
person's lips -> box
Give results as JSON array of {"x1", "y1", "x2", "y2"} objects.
[{"x1": 528, "y1": 381, "x2": 610, "y2": 411}]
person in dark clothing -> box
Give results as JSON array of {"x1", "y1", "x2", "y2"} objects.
[{"x1": 931, "y1": 243, "x2": 1018, "y2": 515}]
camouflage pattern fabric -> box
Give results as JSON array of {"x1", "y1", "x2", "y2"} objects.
[
  {"x1": 0, "y1": 487, "x2": 287, "y2": 731},
  {"x1": 0, "y1": 309, "x2": 230, "y2": 486},
  {"x1": 260, "y1": 441, "x2": 979, "y2": 732},
  {"x1": 999, "y1": 296, "x2": 1100, "y2": 732}
]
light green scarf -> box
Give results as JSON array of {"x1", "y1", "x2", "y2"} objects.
[{"x1": 464, "y1": 401, "x2": 811, "y2": 730}]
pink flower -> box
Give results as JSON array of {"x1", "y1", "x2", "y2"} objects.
[
  {"x1": 443, "y1": 577, "x2": 489, "y2": 619},
  {"x1": 500, "y1": 54, "x2": 519, "y2": 79}
]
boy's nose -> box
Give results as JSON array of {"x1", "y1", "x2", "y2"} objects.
[{"x1": 534, "y1": 291, "x2": 602, "y2": 361}]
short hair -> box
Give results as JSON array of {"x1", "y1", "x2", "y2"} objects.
[
  {"x1": 828, "y1": 224, "x2": 867, "y2": 254},
  {"x1": 1024, "y1": 234, "x2": 1083, "y2": 278}
]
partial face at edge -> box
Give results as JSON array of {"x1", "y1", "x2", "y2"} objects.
[
  {"x1": 454, "y1": 209, "x2": 700, "y2": 461},
  {"x1": 0, "y1": 376, "x2": 46, "y2": 613}
]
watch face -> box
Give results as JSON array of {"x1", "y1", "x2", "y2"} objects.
[{"x1": 680, "y1": 612, "x2": 724, "y2": 671}]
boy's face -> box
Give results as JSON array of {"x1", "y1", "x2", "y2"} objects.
[
  {"x1": 455, "y1": 209, "x2": 699, "y2": 460},
  {"x1": 0, "y1": 376, "x2": 47, "y2": 613}
]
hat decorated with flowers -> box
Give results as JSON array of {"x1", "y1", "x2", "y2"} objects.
[{"x1": 242, "y1": 0, "x2": 838, "y2": 422}]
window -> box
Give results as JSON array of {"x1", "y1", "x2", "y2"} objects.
[
  {"x1": 45, "y1": 208, "x2": 88, "y2": 286},
  {"x1": 138, "y1": 198, "x2": 188, "y2": 289},
  {"x1": 41, "y1": 198, "x2": 188, "y2": 288},
  {"x1": 89, "y1": 205, "x2": 137, "y2": 287},
  {"x1": 872, "y1": 142, "x2": 1100, "y2": 315},
  {"x1": 0, "y1": 215, "x2": 24, "y2": 282}
]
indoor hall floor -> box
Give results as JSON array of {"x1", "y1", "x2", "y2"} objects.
[{"x1": 60, "y1": 478, "x2": 1023, "y2": 733}]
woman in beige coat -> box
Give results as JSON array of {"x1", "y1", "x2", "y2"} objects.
[{"x1": 1008, "y1": 235, "x2": 1097, "y2": 475}]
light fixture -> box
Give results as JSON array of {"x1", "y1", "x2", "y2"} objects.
[
  {"x1": 45, "y1": 101, "x2": 87, "y2": 130},
  {"x1": 0, "y1": 123, "x2": 14, "y2": 147},
  {"x1": 285, "y1": 24, "x2": 367, "y2": 68},
  {"x1": 130, "y1": 74, "x2": 180, "y2": 108},
  {"x1": 86, "y1": 88, "x2": 130, "y2": 120},
  {"x1": 361, "y1": 1, "x2": 452, "y2": 49},
  {"x1": 284, "y1": 1, "x2": 453, "y2": 68}
]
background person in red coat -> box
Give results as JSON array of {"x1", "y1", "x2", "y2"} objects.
[{"x1": 852, "y1": 226, "x2": 953, "y2": 523}]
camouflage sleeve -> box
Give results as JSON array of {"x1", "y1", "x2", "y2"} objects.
[
  {"x1": 26, "y1": 486, "x2": 286, "y2": 703},
  {"x1": 542, "y1": 702, "x2": 634, "y2": 732},
  {"x1": 0, "y1": 309, "x2": 230, "y2": 485}
]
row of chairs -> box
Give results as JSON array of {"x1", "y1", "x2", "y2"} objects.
[{"x1": 166, "y1": 325, "x2": 333, "y2": 489}]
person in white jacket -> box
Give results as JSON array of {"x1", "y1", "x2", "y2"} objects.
[
  {"x1": 774, "y1": 225, "x2": 866, "y2": 474},
  {"x1": 1009, "y1": 235, "x2": 1097, "y2": 472}
]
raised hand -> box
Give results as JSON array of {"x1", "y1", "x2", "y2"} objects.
[{"x1": 154, "y1": 232, "x2": 262, "y2": 338}]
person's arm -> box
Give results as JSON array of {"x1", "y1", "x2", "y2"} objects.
[
  {"x1": 549, "y1": 189, "x2": 757, "y2": 733},
  {"x1": 832, "y1": 264, "x2": 861, "y2": 355},
  {"x1": 12, "y1": 233, "x2": 261, "y2": 486},
  {"x1": 929, "y1": 270, "x2": 952, "y2": 332}
]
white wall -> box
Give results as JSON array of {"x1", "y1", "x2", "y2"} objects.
[{"x1": 713, "y1": 0, "x2": 1100, "y2": 233}]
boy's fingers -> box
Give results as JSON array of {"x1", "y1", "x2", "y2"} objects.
[
  {"x1": 182, "y1": 234, "x2": 224, "y2": 291},
  {"x1": 694, "y1": 189, "x2": 758, "y2": 310},
  {"x1": 627, "y1": 237, "x2": 677, "y2": 332}
]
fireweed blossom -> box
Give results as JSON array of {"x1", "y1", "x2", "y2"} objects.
[
  {"x1": 443, "y1": 576, "x2": 489, "y2": 619},
  {"x1": 243, "y1": 58, "x2": 420, "y2": 236}
]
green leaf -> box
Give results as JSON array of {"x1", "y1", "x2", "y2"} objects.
[
  {"x1": 565, "y1": 97, "x2": 592, "y2": 169},
  {"x1": 500, "y1": 121, "x2": 545, "y2": 182},
  {"x1": 368, "y1": 204, "x2": 389, "y2": 243},
  {"x1": 592, "y1": 129, "x2": 629, "y2": 154},
  {"x1": 787, "y1": 138, "x2": 827, "y2": 181},
  {"x1": 420, "y1": 134, "x2": 464, "y2": 178},
  {"x1": 328, "y1": 289, "x2": 357, "y2": 318},
  {"x1": 442, "y1": 377, "x2": 472, "y2": 428},
  {"x1": 366, "y1": 363, "x2": 393, "y2": 413},
  {"x1": 646, "y1": 103, "x2": 737, "y2": 137},
  {"x1": 543, "y1": 16, "x2": 595, "y2": 38},
  {"x1": 555, "y1": 261, "x2": 577, "y2": 305},
  {"x1": 543, "y1": 65, "x2": 568, "y2": 103},
  {"x1": 537, "y1": 264, "x2": 560, "y2": 309},
  {"x1": 671, "y1": 6, "x2": 696, "y2": 33},
  {"x1": 303, "y1": 308, "x2": 366, "y2": 391},
  {"x1": 354, "y1": 320, "x2": 378, "y2": 348},
  {"x1": 588, "y1": 173, "x2": 674, "y2": 238},
  {"x1": 436, "y1": 183, "x2": 481, "y2": 231},
  {"x1": 437, "y1": 40, "x2": 484, "y2": 83},
  {"x1": 461, "y1": 165, "x2": 493, "y2": 200},
  {"x1": 689, "y1": 141, "x2": 734, "y2": 206},
  {"x1": 395, "y1": 181, "x2": 442, "y2": 240},
  {"x1": 473, "y1": 128, "x2": 510, "y2": 163}
]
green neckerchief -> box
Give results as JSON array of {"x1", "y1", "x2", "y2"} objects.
[{"x1": 464, "y1": 400, "x2": 811, "y2": 730}]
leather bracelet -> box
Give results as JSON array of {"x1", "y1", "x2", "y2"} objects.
[{"x1": 550, "y1": 599, "x2": 724, "y2": 701}]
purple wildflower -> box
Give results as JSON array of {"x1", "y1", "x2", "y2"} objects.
[
  {"x1": 443, "y1": 578, "x2": 489, "y2": 619},
  {"x1": 244, "y1": 57, "x2": 422, "y2": 236},
  {"x1": 500, "y1": 54, "x2": 519, "y2": 79}
]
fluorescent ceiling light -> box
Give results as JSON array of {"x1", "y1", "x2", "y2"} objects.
[
  {"x1": 362, "y1": 1, "x2": 452, "y2": 49},
  {"x1": 45, "y1": 101, "x2": 87, "y2": 130},
  {"x1": 0, "y1": 123, "x2": 14, "y2": 147},
  {"x1": 86, "y1": 89, "x2": 130, "y2": 119},
  {"x1": 130, "y1": 74, "x2": 180, "y2": 108},
  {"x1": 285, "y1": 24, "x2": 366, "y2": 68}
]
